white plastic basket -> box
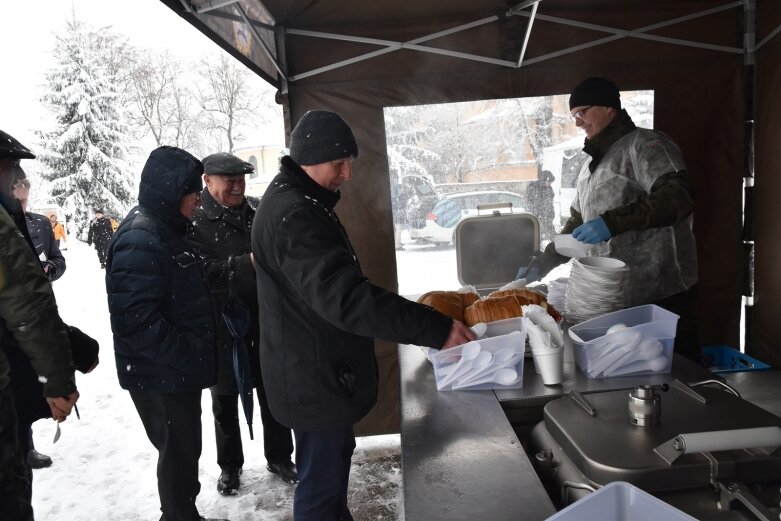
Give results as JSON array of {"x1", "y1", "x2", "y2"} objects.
[
  {"x1": 430, "y1": 331, "x2": 525, "y2": 391},
  {"x1": 545, "y1": 481, "x2": 697, "y2": 521},
  {"x1": 567, "y1": 305, "x2": 679, "y2": 379}
]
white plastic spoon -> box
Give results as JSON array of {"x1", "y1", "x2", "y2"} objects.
[
  {"x1": 453, "y1": 350, "x2": 519, "y2": 386},
  {"x1": 437, "y1": 342, "x2": 482, "y2": 387},
  {"x1": 606, "y1": 355, "x2": 668, "y2": 376},
  {"x1": 588, "y1": 330, "x2": 642, "y2": 377},
  {"x1": 450, "y1": 351, "x2": 495, "y2": 386},
  {"x1": 602, "y1": 339, "x2": 663, "y2": 376},
  {"x1": 470, "y1": 322, "x2": 487, "y2": 339},
  {"x1": 451, "y1": 368, "x2": 518, "y2": 389}
]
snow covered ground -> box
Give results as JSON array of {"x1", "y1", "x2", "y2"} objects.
[
  {"x1": 30, "y1": 235, "x2": 563, "y2": 520},
  {"x1": 30, "y1": 240, "x2": 403, "y2": 521}
]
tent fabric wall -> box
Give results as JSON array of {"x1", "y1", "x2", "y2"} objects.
[
  {"x1": 160, "y1": 0, "x2": 766, "y2": 435},
  {"x1": 280, "y1": 7, "x2": 745, "y2": 435},
  {"x1": 754, "y1": 1, "x2": 781, "y2": 368}
]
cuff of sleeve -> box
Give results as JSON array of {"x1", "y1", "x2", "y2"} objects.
[{"x1": 42, "y1": 372, "x2": 77, "y2": 398}]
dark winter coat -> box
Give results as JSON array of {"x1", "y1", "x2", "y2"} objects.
[
  {"x1": 0, "y1": 195, "x2": 75, "y2": 414},
  {"x1": 25, "y1": 211, "x2": 66, "y2": 281},
  {"x1": 189, "y1": 188, "x2": 259, "y2": 394},
  {"x1": 87, "y1": 217, "x2": 113, "y2": 248},
  {"x1": 251, "y1": 156, "x2": 453, "y2": 431},
  {"x1": 106, "y1": 147, "x2": 216, "y2": 392}
]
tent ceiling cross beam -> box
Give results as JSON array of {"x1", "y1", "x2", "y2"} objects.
[{"x1": 286, "y1": 0, "x2": 541, "y2": 81}]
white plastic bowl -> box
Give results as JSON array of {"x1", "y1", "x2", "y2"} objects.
[
  {"x1": 576, "y1": 256, "x2": 627, "y2": 270},
  {"x1": 553, "y1": 234, "x2": 592, "y2": 258}
]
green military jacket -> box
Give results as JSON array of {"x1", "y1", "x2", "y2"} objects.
[{"x1": 0, "y1": 204, "x2": 75, "y2": 397}]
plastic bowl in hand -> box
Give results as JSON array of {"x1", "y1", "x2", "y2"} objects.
[
  {"x1": 553, "y1": 234, "x2": 592, "y2": 258},
  {"x1": 576, "y1": 256, "x2": 627, "y2": 270}
]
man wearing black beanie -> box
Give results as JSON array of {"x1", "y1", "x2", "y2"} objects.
[
  {"x1": 522, "y1": 78, "x2": 700, "y2": 362},
  {"x1": 252, "y1": 110, "x2": 475, "y2": 521}
]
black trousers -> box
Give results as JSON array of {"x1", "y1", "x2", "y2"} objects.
[
  {"x1": 95, "y1": 243, "x2": 109, "y2": 266},
  {"x1": 653, "y1": 285, "x2": 701, "y2": 364},
  {"x1": 130, "y1": 390, "x2": 202, "y2": 521},
  {"x1": 293, "y1": 427, "x2": 355, "y2": 521},
  {"x1": 211, "y1": 385, "x2": 294, "y2": 470},
  {"x1": 0, "y1": 385, "x2": 33, "y2": 521}
]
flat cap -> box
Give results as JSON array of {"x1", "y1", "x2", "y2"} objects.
[
  {"x1": 0, "y1": 129, "x2": 36, "y2": 160},
  {"x1": 202, "y1": 152, "x2": 254, "y2": 176}
]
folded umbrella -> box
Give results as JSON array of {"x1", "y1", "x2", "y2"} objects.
[{"x1": 222, "y1": 296, "x2": 255, "y2": 440}]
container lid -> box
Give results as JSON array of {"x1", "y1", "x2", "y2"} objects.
[
  {"x1": 543, "y1": 385, "x2": 781, "y2": 490},
  {"x1": 455, "y1": 210, "x2": 539, "y2": 290}
]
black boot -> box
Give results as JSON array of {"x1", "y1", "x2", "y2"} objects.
[
  {"x1": 28, "y1": 449, "x2": 53, "y2": 469},
  {"x1": 27, "y1": 430, "x2": 53, "y2": 469},
  {"x1": 266, "y1": 460, "x2": 298, "y2": 483},
  {"x1": 217, "y1": 467, "x2": 241, "y2": 496}
]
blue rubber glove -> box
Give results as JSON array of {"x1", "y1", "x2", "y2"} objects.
[{"x1": 572, "y1": 217, "x2": 612, "y2": 244}]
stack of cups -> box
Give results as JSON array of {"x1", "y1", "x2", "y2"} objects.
[
  {"x1": 565, "y1": 256, "x2": 629, "y2": 324},
  {"x1": 523, "y1": 312, "x2": 564, "y2": 386}
]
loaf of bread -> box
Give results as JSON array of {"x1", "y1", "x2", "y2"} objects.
[
  {"x1": 463, "y1": 295, "x2": 525, "y2": 326},
  {"x1": 487, "y1": 288, "x2": 547, "y2": 305},
  {"x1": 463, "y1": 288, "x2": 561, "y2": 326},
  {"x1": 417, "y1": 290, "x2": 479, "y2": 322}
]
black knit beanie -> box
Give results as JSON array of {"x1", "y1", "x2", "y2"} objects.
[
  {"x1": 289, "y1": 110, "x2": 359, "y2": 166},
  {"x1": 569, "y1": 77, "x2": 621, "y2": 110}
]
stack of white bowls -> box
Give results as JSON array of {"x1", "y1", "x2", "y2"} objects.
[{"x1": 565, "y1": 257, "x2": 629, "y2": 323}]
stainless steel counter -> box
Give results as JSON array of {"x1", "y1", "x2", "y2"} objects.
[
  {"x1": 399, "y1": 345, "x2": 556, "y2": 521},
  {"x1": 497, "y1": 354, "x2": 716, "y2": 408},
  {"x1": 399, "y1": 346, "x2": 718, "y2": 521},
  {"x1": 723, "y1": 369, "x2": 781, "y2": 417}
]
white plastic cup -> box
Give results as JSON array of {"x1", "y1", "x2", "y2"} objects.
[{"x1": 533, "y1": 348, "x2": 564, "y2": 385}]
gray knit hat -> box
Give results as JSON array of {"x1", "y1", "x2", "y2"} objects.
[
  {"x1": 569, "y1": 77, "x2": 621, "y2": 110},
  {"x1": 289, "y1": 110, "x2": 358, "y2": 166}
]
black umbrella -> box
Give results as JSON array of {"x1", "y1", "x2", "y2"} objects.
[{"x1": 221, "y1": 275, "x2": 255, "y2": 440}]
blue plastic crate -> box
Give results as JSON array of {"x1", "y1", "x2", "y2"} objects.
[{"x1": 701, "y1": 345, "x2": 771, "y2": 373}]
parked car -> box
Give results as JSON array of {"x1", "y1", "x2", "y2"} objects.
[{"x1": 408, "y1": 190, "x2": 525, "y2": 245}]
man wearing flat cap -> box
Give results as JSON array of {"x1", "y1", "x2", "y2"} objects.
[
  {"x1": 0, "y1": 129, "x2": 80, "y2": 519},
  {"x1": 189, "y1": 152, "x2": 296, "y2": 495},
  {"x1": 251, "y1": 110, "x2": 475, "y2": 520},
  {"x1": 523, "y1": 77, "x2": 700, "y2": 361}
]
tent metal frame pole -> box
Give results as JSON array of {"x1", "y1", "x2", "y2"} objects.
[
  {"x1": 192, "y1": 0, "x2": 239, "y2": 14},
  {"x1": 756, "y1": 24, "x2": 781, "y2": 51},
  {"x1": 515, "y1": 1, "x2": 743, "y2": 66},
  {"x1": 287, "y1": 15, "x2": 510, "y2": 81},
  {"x1": 516, "y1": 1, "x2": 539, "y2": 67},
  {"x1": 232, "y1": 2, "x2": 285, "y2": 78},
  {"x1": 287, "y1": 0, "x2": 743, "y2": 82}
]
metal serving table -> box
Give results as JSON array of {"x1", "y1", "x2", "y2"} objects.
[
  {"x1": 723, "y1": 369, "x2": 781, "y2": 417},
  {"x1": 497, "y1": 354, "x2": 716, "y2": 429},
  {"x1": 399, "y1": 347, "x2": 716, "y2": 521},
  {"x1": 399, "y1": 346, "x2": 556, "y2": 521}
]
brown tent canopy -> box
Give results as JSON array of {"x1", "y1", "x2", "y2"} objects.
[{"x1": 160, "y1": 0, "x2": 781, "y2": 434}]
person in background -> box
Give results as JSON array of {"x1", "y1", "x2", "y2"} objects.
[
  {"x1": 252, "y1": 110, "x2": 475, "y2": 521},
  {"x1": 86, "y1": 208, "x2": 114, "y2": 269},
  {"x1": 189, "y1": 152, "x2": 296, "y2": 496},
  {"x1": 525, "y1": 170, "x2": 556, "y2": 241},
  {"x1": 49, "y1": 213, "x2": 67, "y2": 249},
  {"x1": 11, "y1": 176, "x2": 67, "y2": 471},
  {"x1": 521, "y1": 77, "x2": 699, "y2": 361},
  {"x1": 106, "y1": 146, "x2": 227, "y2": 521},
  {"x1": 0, "y1": 129, "x2": 80, "y2": 520},
  {"x1": 13, "y1": 178, "x2": 66, "y2": 283}
]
